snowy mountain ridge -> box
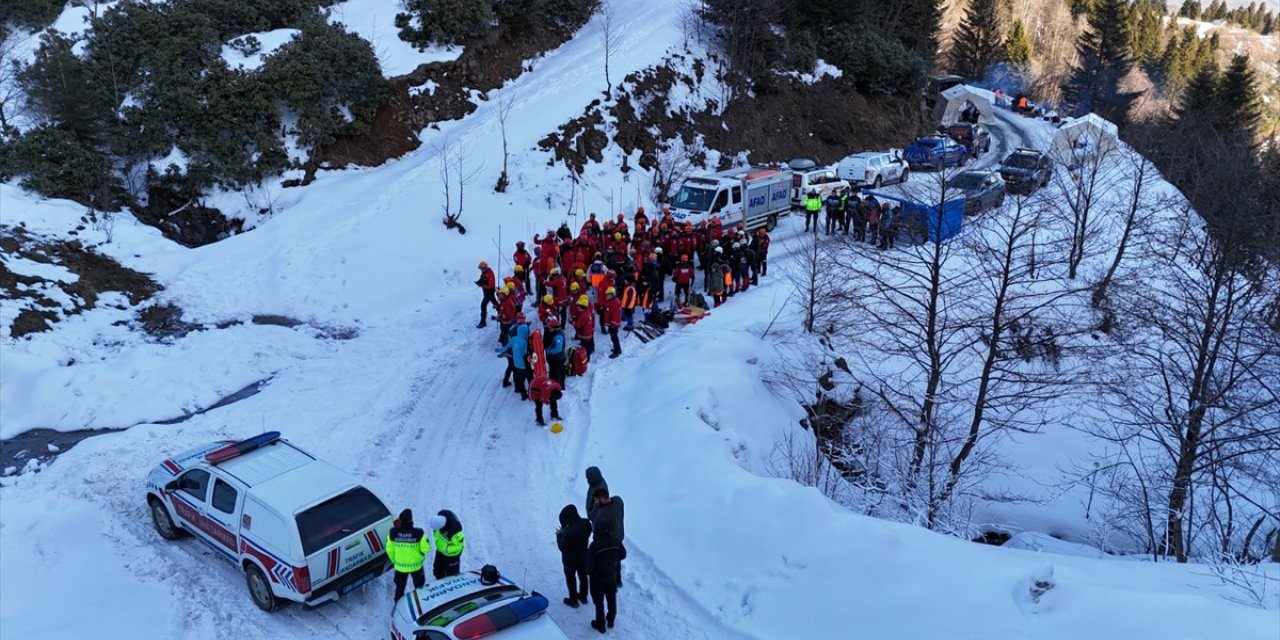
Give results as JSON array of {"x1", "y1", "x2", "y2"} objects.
[{"x1": 2, "y1": 1, "x2": 1278, "y2": 639}]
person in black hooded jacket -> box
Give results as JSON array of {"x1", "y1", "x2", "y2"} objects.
[
  {"x1": 584, "y1": 466, "x2": 609, "y2": 520},
  {"x1": 587, "y1": 521, "x2": 626, "y2": 633},
  {"x1": 429, "y1": 510, "x2": 465, "y2": 579},
  {"x1": 556, "y1": 504, "x2": 592, "y2": 608}
]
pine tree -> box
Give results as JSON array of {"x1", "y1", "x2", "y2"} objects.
[
  {"x1": 1005, "y1": 18, "x2": 1032, "y2": 65},
  {"x1": 949, "y1": 0, "x2": 1010, "y2": 79},
  {"x1": 1178, "y1": 0, "x2": 1202, "y2": 20},
  {"x1": 1127, "y1": 0, "x2": 1165, "y2": 64},
  {"x1": 1065, "y1": 0, "x2": 1137, "y2": 123},
  {"x1": 1217, "y1": 53, "x2": 1263, "y2": 149}
]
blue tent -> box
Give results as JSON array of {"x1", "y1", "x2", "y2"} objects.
[{"x1": 863, "y1": 190, "x2": 966, "y2": 243}]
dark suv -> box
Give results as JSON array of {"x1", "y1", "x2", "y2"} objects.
[
  {"x1": 946, "y1": 123, "x2": 991, "y2": 157},
  {"x1": 998, "y1": 148, "x2": 1053, "y2": 194}
]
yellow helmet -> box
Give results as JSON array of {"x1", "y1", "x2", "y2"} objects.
[
  {"x1": 577, "y1": 295, "x2": 590, "y2": 307},
  {"x1": 613, "y1": 232, "x2": 622, "y2": 240},
  {"x1": 542, "y1": 294, "x2": 555, "y2": 305},
  {"x1": 606, "y1": 287, "x2": 616, "y2": 296},
  {"x1": 570, "y1": 282, "x2": 580, "y2": 291},
  {"x1": 514, "y1": 264, "x2": 524, "y2": 272},
  {"x1": 575, "y1": 268, "x2": 586, "y2": 277}
]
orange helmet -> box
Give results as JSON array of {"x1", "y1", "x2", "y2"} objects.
[
  {"x1": 478, "y1": 261, "x2": 488, "y2": 269},
  {"x1": 681, "y1": 254, "x2": 689, "y2": 261}
]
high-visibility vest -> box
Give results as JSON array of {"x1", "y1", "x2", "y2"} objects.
[
  {"x1": 805, "y1": 195, "x2": 822, "y2": 212},
  {"x1": 434, "y1": 529, "x2": 465, "y2": 558},
  {"x1": 386, "y1": 529, "x2": 430, "y2": 573},
  {"x1": 620, "y1": 286, "x2": 637, "y2": 310}
]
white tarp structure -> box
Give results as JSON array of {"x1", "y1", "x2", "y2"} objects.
[
  {"x1": 932, "y1": 84, "x2": 996, "y2": 126},
  {"x1": 1050, "y1": 113, "x2": 1120, "y2": 167}
]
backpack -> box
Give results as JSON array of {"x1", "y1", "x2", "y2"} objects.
[
  {"x1": 567, "y1": 345, "x2": 589, "y2": 377},
  {"x1": 688, "y1": 292, "x2": 708, "y2": 309}
]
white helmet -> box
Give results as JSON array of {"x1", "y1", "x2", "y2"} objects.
[
  {"x1": 655, "y1": 247, "x2": 663, "y2": 253},
  {"x1": 714, "y1": 246, "x2": 723, "y2": 253}
]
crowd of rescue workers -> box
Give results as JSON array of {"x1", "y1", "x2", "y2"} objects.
[{"x1": 474, "y1": 197, "x2": 903, "y2": 426}]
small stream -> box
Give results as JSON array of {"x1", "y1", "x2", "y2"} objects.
[{"x1": 0, "y1": 377, "x2": 271, "y2": 476}]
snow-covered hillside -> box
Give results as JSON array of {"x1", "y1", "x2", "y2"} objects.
[{"x1": 2, "y1": 2, "x2": 1278, "y2": 640}]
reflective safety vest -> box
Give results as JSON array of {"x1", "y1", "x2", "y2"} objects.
[
  {"x1": 434, "y1": 529, "x2": 466, "y2": 558},
  {"x1": 804, "y1": 195, "x2": 822, "y2": 212},
  {"x1": 620, "y1": 285, "x2": 637, "y2": 310},
  {"x1": 386, "y1": 528, "x2": 430, "y2": 573}
]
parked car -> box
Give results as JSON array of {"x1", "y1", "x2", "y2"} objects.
[
  {"x1": 998, "y1": 148, "x2": 1053, "y2": 194},
  {"x1": 786, "y1": 158, "x2": 851, "y2": 208},
  {"x1": 947, "y1": 122, "x2": 991, "y2": 157},
  {"x1": 390, "y1": 570, "x2": 569, "y2": 640},
  {"x1": 145, "y1": 432, "x2": 395, "y2": 611},
  {"x1": 945, "y1": 170, "x2": 1006, "y2": 215},
  {"x1": 903, "y1": 136, "x2": 969, "y2": 171},
  {"x1": 838, "y1": 150, "x2": 909, "y2": 188}
]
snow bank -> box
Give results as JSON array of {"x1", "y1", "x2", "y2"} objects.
[
  {"x1": 586, "y1": 291, "x2": 1280, "y2": 638},
  {"x1": 326, "y1": 0, "x2": 462, "y2": 77},
  {"x1": 0, "y1": 498, "x2": 178, "y2": 639}
]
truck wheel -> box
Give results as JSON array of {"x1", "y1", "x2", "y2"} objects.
[
  {"x1": 900, "y1": 169, "x2": 910, "y2": 184},
  {"x1": 246, "y1": 564, "x2": 279, "y2": 612},
  {"x1": 766, "y1": 214, "x2": 778, "y2": 232},
  {"x1": 995, "y1": 192, "x2": 1006, "y2": 208},
  {"x1": 149, "y1": 497, "x2": 183, "y2": 541},
  {"x1": 935, "y1": 159, "x2": 944, "y2": 172},
  {"x1": 873, "y1": 176, "x2": 882, "y2": 189}
]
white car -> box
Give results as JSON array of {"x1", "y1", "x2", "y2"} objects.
[
  {"x1": 838, "y1": 151, "x2": 909, "y2": 188},
  {"x1": 391, "y1": 570, "x2": 568, "y2": 640},
  {"x1": 786, "y1": 158, "x2": 851, "y2": 206},
  {"x1": 145, "y1": 432, "x2": 395, "y2": 611}
]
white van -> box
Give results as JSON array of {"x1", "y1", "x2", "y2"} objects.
[
  {"x1": 838, "y1": 151, "x2": 909, "y2": 188},
  {"x1": 145, "y1": 432, "x2": 394, "y2": 611}
]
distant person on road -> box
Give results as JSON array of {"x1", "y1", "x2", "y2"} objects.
[
  {"x1": 587, "y1": 520, "x2": 627, "y2": 633},
  {"x1": 880, "y1": 206, "x2": 898, "y2": 250},
  {"x1": 585, "y1": 466, "x2": 609, "y2": 517},
  {"x1": 387, "y1": 509, "x2": 430, "y2": 602},
  {"x1": 824, "y1": 190, "x2": 843, "y2": 235},
  {"x1": 475, "y1": 262, "x2": 497, "y2": 328},
  {"x1": 803, "y1": 189, "x2": 822, "y2": 233},
  {"x1": 557, "y1": 504, "x2": 592, "y2": 609},
  {"x1": 706, "y1": 249, "x2": 726, "y2": 307},
  {"x1": 529, "y1": 374, "x2": 563, "y2": 426},
  {"x1": 430, "y1": 510, "x2": 465, "y2": 579}
]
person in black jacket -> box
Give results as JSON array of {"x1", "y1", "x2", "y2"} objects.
[
  {"x1": 587, "y1": 521, "x2": 626, "y2": 633},
  {"x1": 585, "y1": 466, "x2": 609, "y2": 519},
  {"x1": 556, "y1": 504, "x2": 592, "y2": 608}
]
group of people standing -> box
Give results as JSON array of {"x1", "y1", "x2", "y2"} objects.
[
  {"x1": 385, "y1": 508, "x2": 467, "y2": 602},
  {"x1": 802, "y1": 188, "x2": 901, "y2": 250},
  {"x1": 385, "y1": 468, "x2": 627, "y2": 636},
  {"x1": 474, "y1": 207, "x2": 776, "y2": 425},
  {"x1": 558, "y1": 466, "x2": 627, "y2": 634}
]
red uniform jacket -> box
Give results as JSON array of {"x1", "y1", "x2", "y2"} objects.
[
  {"x1": 602, "y1": 298, "x2": 623, "y2": 328},
  {"x1": 547, "y1": 274, "x2": 568, "y2": 304},
  {"x1": 537, "y1": 302, "x2": 558, "y2": 326},
  {"x1": 673, "y1": 263, "x2": 695, "y2": 285},
  {"x1": 573, "y1": 305, "x2": 596, "y2": 338},
  {"x1": 513, "y1": 249, "x2": 532, "y2": 270},
  {"x1": 497, "y1": 295, "x2": 517, "y2": 323},
  {"x1": 529, "y1": 375, "x2": 562, "y2": 403},
  {"x1": 478, "y1": 267, "x2": 496, "y2": 291}
]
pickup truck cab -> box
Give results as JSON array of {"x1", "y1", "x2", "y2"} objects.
[
  {"x1": 903, "y1": 136, "x2": 969, "y2": 171},
  {"x1": 838, "y1": 151, "x2": 909, "y2": 188},
  {"x1": 145, "y1": 432, "x2": 394, "y2": 611},
  {"x1": 946, "y1": 122, "x2": 991, "y2": 157},
  {"x1": 787, "y1": 158, "x2": 851, "y2": 207}
]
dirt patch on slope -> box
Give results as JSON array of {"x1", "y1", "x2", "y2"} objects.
[{"x1": 1, "y1": 225, "x2": 162, "y2": 338}]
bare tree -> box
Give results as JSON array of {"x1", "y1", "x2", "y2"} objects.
[
  {"x1": 1091, "y1": 148, "x2": 1168, "y2": 307},
  {"x1": 780, "y1": 226, "x2": 842, "y2": 334},
  {"x1": 493, "y1": 90, "x2": 515, "y2": 193},
  {"x1": 821, "y1": 168, "x2": 1086, "y2": 531},
  {"x1": 0, "y1": 31, "x2": 34, "y2": 134},
  {"x1": 650, "y1": 135, "x2": 705, "y2": 204},
  {"x1": 1048, "y1": 129, "x2": 1122, "y2": 280},
  {"x1": 599, "y1": 1, "x2": 623, "y2": 95},
  {"x1": 1092, "y1": 209, "x2": 1280, "y2": 562},
  {"x1": 433, "y1": 136, "x2": 482, "y2": 235}
]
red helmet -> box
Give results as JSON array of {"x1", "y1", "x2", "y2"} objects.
[
  {"x1": 516, "y1": 312, "x2": 527, "y2": 323},
  {"x1": 545, "y1": 316, "x2": 561, "y2": 328}
]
